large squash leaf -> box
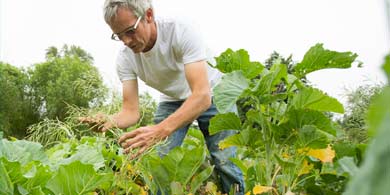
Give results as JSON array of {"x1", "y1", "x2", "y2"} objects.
[
  {"x1": 282, "y1": 109, "x2": 337, "y2": 136},
  {"x1": 46, "y1": 161, "x2": 113, "y2": 195},
  {"x1": 293, "y1": 43, "x2": 357, "y2": 78},
  {"x1": 213, "y1": 71, "x2": 249, "y2": 113},
  {"x1": 56, "y1": 144, "x2": 105, "y2": 171},
  {"x1": 218, "y1": 128, "x2": 262, "y2": 150},
  {"x1": 209, "y1": 112, "x2": 242, "y2": 135},
  {"x1": 297, "y1": 125, "x2": 329, "y2": 149},
  {"x1": 144, "y1": 145, "x2": 208, "y2": 195},
  {"x1": 214, "y1": 48, "x2": 264, "y2": 79},
  {"x1": 0, "y1": 157, "x2": 52, "y2": 195},
  {"x1": 290, "y1": 87, "x2": 344, "y2": 113},
  {"x1": 0, "y1": 139, "x2": 49, "y2": 165}
]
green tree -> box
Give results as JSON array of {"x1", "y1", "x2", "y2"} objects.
[
  {"x1": 0, "y1": 62, "x2": 39, "y2": 138},
  {"x1": 28, "y1": 45, "x2": 108, "y2": 121}
]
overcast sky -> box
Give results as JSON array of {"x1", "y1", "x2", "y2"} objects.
[{"x1": 1, "y1": 0, "x2": 389, "y2": 104}]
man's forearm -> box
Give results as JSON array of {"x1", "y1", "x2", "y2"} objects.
[
  {"x1": 112, "y1": 110, "x2": 140, "y2": 129},
  {"x1": 156, "y1": 92, "x2": 211, "y2": 136}
]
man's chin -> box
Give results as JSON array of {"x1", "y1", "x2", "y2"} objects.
[{"x1": 130, "y1": 46, "x2": 143, "y2": 54}]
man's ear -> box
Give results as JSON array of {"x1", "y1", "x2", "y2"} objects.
[{"x1": 145, "y1": 8, "x2": 154, "y2": 23}]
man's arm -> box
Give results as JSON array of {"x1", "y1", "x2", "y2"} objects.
[
  {"x1": 110, "y1": 79, "x2": 141, "y2": 129},
  {"x1": 118, "y1": 60, "x2": 211, "y2": 156},
  {"x1": 157, "y1": 60, "x2": 211, "y2": 134},
  {"x1": 80, "y1": 79, "x2": 140, "y2": 132}
]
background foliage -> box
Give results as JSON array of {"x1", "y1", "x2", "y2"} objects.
[{"x1": 0, "y1": 62, "x2": 39, "y2": 138}]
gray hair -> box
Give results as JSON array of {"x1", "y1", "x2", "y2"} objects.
[{"x1": 103, "y1": 0, "x2": 153, "y2": 24}]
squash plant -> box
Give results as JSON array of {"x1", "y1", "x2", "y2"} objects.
[
  {"x1": 209, "y1": 43, "x2": 360, "y2": 194},
  {"x1": 0, "y1": 135, "x2": 147, "y2": 195},
  {"x1": 140, "y1": 129, "x2": 214, "y2": 195},
  {"x1": 0, "y1": 128, "x2": 214, "y2": 195}
]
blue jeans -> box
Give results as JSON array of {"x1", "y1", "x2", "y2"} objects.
[{"x1": 154, "y1": 99, "x2": 244, "y2": 194}]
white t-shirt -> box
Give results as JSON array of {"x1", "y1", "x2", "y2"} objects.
[{"x1": 115, "y1": 17, "x2": 222, "y2": 102}]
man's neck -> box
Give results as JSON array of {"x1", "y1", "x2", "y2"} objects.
[{"x1": 143, "y1": 21, "x2": 157, "y2": 52}]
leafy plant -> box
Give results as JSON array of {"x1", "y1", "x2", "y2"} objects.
[
  {"x1": 141, "y1": 129, "x2": 214, "y2": 195},
  {"x1": 209, "y1": 43, "x2": 359, "y2": 194},
  {"x1": 0, "y1": 135, "x2": 152, "y2": 195}
]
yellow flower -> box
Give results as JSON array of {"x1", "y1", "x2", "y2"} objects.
[
  {"x1": 252, "y1": 185, "x2": 273, "y2": 195},
  {"x1": 307, "y1": 145, "x2": 335, "y2": 163}
]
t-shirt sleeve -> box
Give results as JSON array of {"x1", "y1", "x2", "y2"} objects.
[
  {"x1": 176, "y1": 21, "x2": 207, "y2": 65},
  {"x1": 116, "y1": 50, "x2": 137, "y2": 82}
]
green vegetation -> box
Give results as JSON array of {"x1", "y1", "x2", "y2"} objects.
[
  {"x1": 209, "y1": 43, "x2": 359, "y2": 194},
  {"x1": 1, "y1": 44, "x2": 389, "y2": 194},
  {"x1": 343, "y1": 53, "x2": 390, "y2": 195},
  {"x1": 0, "y1": 62, "x2": 38, "y2": 138},
  {"x1": 0, "y1": 45, "x2": 107, "y2": 138},
  {"x1": 28, "y1": 45, "x2": 107, "y2": 121}
]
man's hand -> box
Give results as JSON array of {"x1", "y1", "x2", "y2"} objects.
[
  {"x1": 78, "y1": 113, "x2": 116, "y2": 132},
  {"x1": 118, "y1": 125, "x2": 170, "y2": 159}
]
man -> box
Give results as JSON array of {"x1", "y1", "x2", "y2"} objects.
[{"x1": 83, "y1": 0, "x2": 244, "y2": 193}]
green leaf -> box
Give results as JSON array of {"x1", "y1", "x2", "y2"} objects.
[
  {"x1": 0, "y1": 158, "x2": 14, "y2": 195},
  {"x1": 24, "y1": 167, "x2": 52, "y2": 194},
  {"x1": 213, "y1": 71, "x2": 249, "y2": 113},
  {"x1": 145, "y1": 141, "x2": 208, "y2": 194},
  {"x1": 338, "y1": 157, "x2": 358, "y2": 177},
  {"x1": 366, "y1": 87, "x2": 390, "y2": 136},
  {"x1": 17, "y1": 185, "x2": 29, "y2": 195},
  {"x1": 209, "y1": 113, "x2": 241, "y2": 135},
  {"x1": 274, "y1": 154, "x2": 296, "y2": 168},
  {"x1": 0, "y1": 139, "x2": 49, "y2": 165},
  {"x1": 145, "y1": 156, "x2": 170, "y2": 192},
  {"x1": 229, "y1": 158, "x2": 248, "y2": 175},
  {"x1": 332, "y1": 142, "x2": 357, "y2": 160},
  {"x1": 294, "y1": 43, "x2": 357, "y2": 78},
  {"x1": 177, "y1": 147, "x2": 206, "y2": 184},
  {"x1": 214, "y1": 49, "x2": 264, "y2": 79},
  {"x1": 218, "y1": 128, "x2": 262, "y2": 150},
  {"x1": 0, "y1": 158, "x2": 52, "y2": 195},
  {"x1": 170, "y1": 182, "x2": 183, "y2": 195},
  {"x1": 190, "y1": 166, "x2": 214, "y2": 194},
  {"x1": 252, "y1": 63, "x2": 288, "y2": 96},
  {"x1": 344, "y1": 87, "x2": 390, "y2": 195},
  {"x1": 297, "y1": 125, "x2": 328, "y2": 149},
  {"x1": 46, "y1": 161, "x2": 113, "y2": 195},
  {"x1": 290, "y1": 87, "x2": 344, "y2": 113},
  {"x1": 280, "y1": 109, "x2": 337, "y2": 137},
  {"x1": 57, "y1": 144, "x2": 105, "y2": 170}
]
